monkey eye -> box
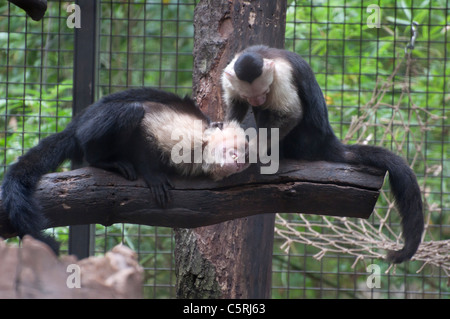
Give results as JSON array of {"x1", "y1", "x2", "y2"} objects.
[
  {"x1": 210, "y1": 121, "x2": 224, "y2": 130},
  {"x1": 222, "y1": 147, "x2": 238, "y2": 160},
  {"x1": 228, "y1": 149, "x2": 238, "y2": 160}
]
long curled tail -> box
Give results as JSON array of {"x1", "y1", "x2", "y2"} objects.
[
  {"x1": 1, "y1": 124, "x2": 80, "y2": 254},
  {"x1": 344, "y1": 144, "x2": 424, "y2": 263}
]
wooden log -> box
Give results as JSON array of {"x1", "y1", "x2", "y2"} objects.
[
  {"x1": 0, "y1": 160, "x2": 385, "y2": 239},
  {"x1": 7, "y1": 0, "x2": 47, "y2": 21}
]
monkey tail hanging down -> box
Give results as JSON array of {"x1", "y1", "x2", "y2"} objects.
[
  {"x1": 2, "y1": 120, "x2": 80, "y2": 253},
  {"x1": 222, "y1": 45, "x2": 424, "y2": 263}
]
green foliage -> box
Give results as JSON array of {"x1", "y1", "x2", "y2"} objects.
[
  {"x1": 0, "y1": 80, "x2": 73, "y2": 174},
  {"x1": 97, "y1": 1, "x2": 195, "y2": 96},
  {"x1": 0, "y1": 2, "x2": 74, "y2": 177},
  {"x1": 274, "y1": 0, "x2": 449, "y2": 298}
]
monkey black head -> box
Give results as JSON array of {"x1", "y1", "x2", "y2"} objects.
[
  {"x1": 223, "y1": 52, "x2": 275, "y2": 107},
  {"x1": 234, "y1": 52, "x2": 264, "y2": 83}
]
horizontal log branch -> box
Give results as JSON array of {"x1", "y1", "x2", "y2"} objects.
[
  {"x1": 0, "y1": 160, "x2": 386, "y2": 238},
  {"x1": 7, "y1": 0, "x2": 47, "y2": 21}
]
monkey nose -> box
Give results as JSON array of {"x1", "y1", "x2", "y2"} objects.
[{"x1": 248, "y1": 95, "x2": 266, "y2": 106}]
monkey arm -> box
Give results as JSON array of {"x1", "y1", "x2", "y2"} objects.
[{"x1": 225, "y1": 99, "x2": 250, "y2": 123}]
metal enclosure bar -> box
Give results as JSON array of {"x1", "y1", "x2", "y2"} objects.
[{"x1": 69, "y1": 0, "x2": 99, "y2": 259}]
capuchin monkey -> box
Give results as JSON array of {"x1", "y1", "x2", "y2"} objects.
[
  {"x1": 222, "y1": 45, "x2": 424, "y2": 264},
  {"x1": 1, "y1": 88, "x2": 249, "y2": 254}
]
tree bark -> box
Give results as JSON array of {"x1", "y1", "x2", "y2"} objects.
[
  {"x1": 175, "y1": 0, "x2": 286, "y2": 299},
  {"x1": 0, "y1": 161, "x2": 385, "y2": 239}
]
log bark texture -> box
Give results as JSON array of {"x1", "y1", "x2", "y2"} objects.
[
  {"x1": 175, "y1": 0, "x2": 288, "y2": 299},
  {"x1": 0, "y1": 161, "x2": 385, "y2": 238}
]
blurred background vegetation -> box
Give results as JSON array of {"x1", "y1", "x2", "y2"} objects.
[{"x1": 0, "y1": 0, "x2": 448, "y2": 298}]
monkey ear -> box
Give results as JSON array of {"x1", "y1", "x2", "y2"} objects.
[
  {"x1": 263, "y1": 59, "x2": 275, "y2": 71},
  {"x1": 224, "y1": 69, "x2": 236, "y2": 79}
]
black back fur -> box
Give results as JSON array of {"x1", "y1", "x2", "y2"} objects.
[
  {"x1": 225, "y1": 45, "x2": 424, "y2": 263},
  {"x1": 1, "y1": 88, "x2": 207, "y2": 253}
]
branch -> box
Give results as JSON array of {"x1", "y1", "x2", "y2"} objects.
[
  {"x1": 7, "y1": 0, "x2": 47, "y2": 21},
  {"x1": 0, "y1": 160, "x2": 385, "y2": 238}
]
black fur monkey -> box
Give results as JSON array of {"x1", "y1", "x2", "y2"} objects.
[
  {"x1": 222, "y1": 45, "x2": 424, "y2": 263},
  {"x1": 1, "y1": 88, "x2": 249, "y2": 253}
]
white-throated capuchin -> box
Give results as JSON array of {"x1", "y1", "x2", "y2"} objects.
[
  {"x1": 1, "y1": 87, "x2": 249, "y2": 253},
  {"x1": 222, "y1": 45, "x2": 423, "y2": 264}
]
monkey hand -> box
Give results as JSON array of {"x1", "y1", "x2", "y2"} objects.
[{"x1": 143, "y1": 172, "x2": 173, "y2": 208}]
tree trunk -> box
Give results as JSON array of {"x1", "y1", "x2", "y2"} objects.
[{"x1": 175, "y1": 0, "x2": 288, "y2": 299}]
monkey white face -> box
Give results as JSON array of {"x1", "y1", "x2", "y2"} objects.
[
  {"x1": 224, "y1": 58, "x2": 275, "y2": 106},
  {"x1": 202, "y1": 121, "x2": 250, "y2": 180}
]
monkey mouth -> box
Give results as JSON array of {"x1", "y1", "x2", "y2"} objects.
[
  {"x1": 232, "y1": 152, "x2": 250, "y2": 171},
  {"x1": 247, "y1": 95, "x2": 266, "y2": 106},
  {"x1": 232, "y1": 161, "x2": 248, "y2": 173},
  {"x1": 231, "y1": 154, "x2": 242, "y2": 170}
]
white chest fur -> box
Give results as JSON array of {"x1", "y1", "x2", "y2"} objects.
[{"x1": 266, "y1": 58, "x2": 303, "y2": 121}]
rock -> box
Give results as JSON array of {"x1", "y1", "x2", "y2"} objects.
[{"x1": 0, "y1": 236, "x2": 143, "y2": 298}]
